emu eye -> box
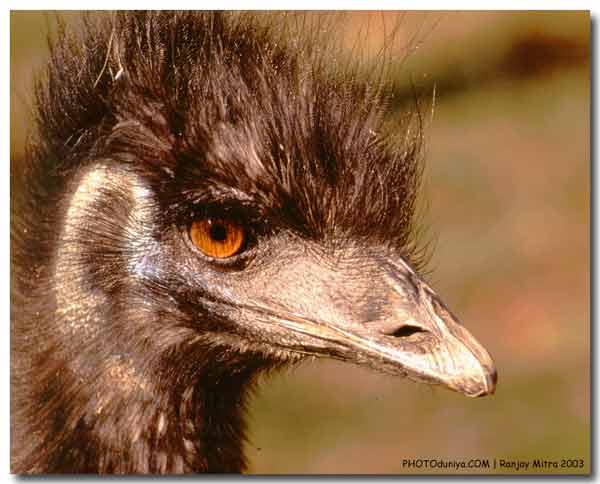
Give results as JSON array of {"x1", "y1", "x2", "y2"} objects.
[{"x1": 190, "y1": 218, "x2": 245, "y2": 259}]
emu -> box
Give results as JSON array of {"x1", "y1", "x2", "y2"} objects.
[{"x1": 11, "y1": 12, "x2": 496, "y2": 474}]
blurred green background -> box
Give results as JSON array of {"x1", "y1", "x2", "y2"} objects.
[{"x1": 11, "y1": 11, "x2": 589, "y2": 474}]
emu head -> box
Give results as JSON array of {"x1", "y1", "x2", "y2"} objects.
[{"x1": 16, "y1": 14, "x2": 497, "y2": 469}]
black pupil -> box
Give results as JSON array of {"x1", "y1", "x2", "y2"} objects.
[{"x1": 209, "y1": 222, "x2": 228, "y2": 242}]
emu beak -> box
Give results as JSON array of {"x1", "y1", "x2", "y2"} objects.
[
  {"x1": 350, "y1": 257, "x2": 498, "y2": 397},
  {"x1": 242, "y1": 254, "x2": 497, "y2": 398}
]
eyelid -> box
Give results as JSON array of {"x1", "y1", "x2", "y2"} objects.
[{"x1": 194, "y1": 204, "x2": 269, "y2": 238}]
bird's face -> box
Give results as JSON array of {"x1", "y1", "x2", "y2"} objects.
[
  {"x1": 156, "y1": 213, "x2": 496, "y2": 397},
  {"x1": 112, "y1": 153, "x2": 497, "y2": 397}
]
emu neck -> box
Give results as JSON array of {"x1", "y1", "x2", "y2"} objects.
[
  {"x1": 17, "y1": 164, "x2": 260, "y2": 473},
  {"x1": 24, "y1": 349, "x2": 257, "y2": 472}
]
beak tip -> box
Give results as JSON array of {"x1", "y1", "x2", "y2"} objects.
[
  {"x1": 472, "y1": 366, "x2": 497, "y2": 397},
  {"x1": 485, "y1": 367, "x2": 498, "y2": 395}
]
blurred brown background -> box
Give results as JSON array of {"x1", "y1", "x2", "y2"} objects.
[{"x1": 10, "y1": 11, "x2": 590, "y2": 474}]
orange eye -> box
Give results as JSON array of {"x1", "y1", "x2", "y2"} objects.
[{"x1": 190, "y1": 218, "x2": 245, "y2": 259}]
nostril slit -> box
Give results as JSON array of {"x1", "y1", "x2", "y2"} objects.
[{"x1": 388, "y1": 325, "x2": 426, "y2": 338}]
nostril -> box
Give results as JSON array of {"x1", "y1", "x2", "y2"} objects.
[{"x1": 387, "y1": 325, "x2": 426, "y2": 338}]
